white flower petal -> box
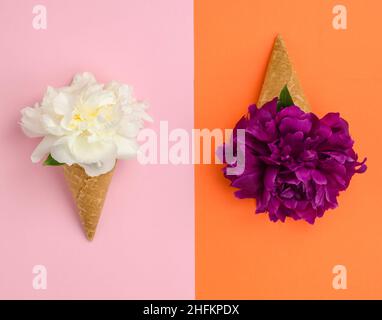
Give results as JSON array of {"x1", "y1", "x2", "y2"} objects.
[
  {"x1": 118, "y1": 119, "x2": 141, "y2": 138},
  {"x1": 31, "y1": 135, "x2": 57, "y2": 163},
  {"x1": 51, "y1": 145, "x2": 76, "y2": 165},
  {"x1": 20, "y1": 106, "x2": 46, "y2": 137},
  {"x1": 71, "y1": 72, "x2": 96, "y2": 87},
  {"x1": 139, "y1": 110, "x2": 153, "y2": 122},
  {"x1": 40, "y1": 87, "x2": 58, "y2": 108},
  {"x1": 41, "y1": 114, "x2": 66, "y2": 136},
  {"x1": 84, "y1": 90, "x2": 115, "y2": 108},
  {"x1": 71, "y1": 135, "x2": 117, "y2": 164},
  {"x1": 80, "y1": 157, "x2": 116, "y2": 177},
  {"x1": 53, "y1": 92, "x2": 74, "y2": 115},
  {"x1": 105, "y1": 82, "x2": 133, "y2": 103},
  {"x1": 51, "y1": 136, "x2": 77, "y2": 165},
  {"x1": 115, "y1": 135, "x2": 138, "y2": 159}
]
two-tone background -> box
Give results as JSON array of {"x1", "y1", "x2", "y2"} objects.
[{"x1": 0, "y1": 0, "x2": 381, "y2": 299}]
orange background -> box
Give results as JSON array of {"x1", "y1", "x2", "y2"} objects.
[{"x1": 195, "y1": 0, "x2": 382, "y2": 299}]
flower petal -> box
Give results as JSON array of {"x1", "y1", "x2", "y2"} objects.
[
  {"x1": 114, "y1": 135, "x2": 138, "y2": 159},
  {"x1": 71, "y1": 135, "x2": 117, "y2": 164},
  {"x1": 51, "y1": 138, "x2": 76, "y2": 165},
  {"x1": 20, "y1": 106, "x2": 46, "y2": 137},
  {"x1": 311, "y1": 170, "x2": 327, "y2": 185},
  {"x1": 53, "y1": 92, "x2": 74, "y2": 115},
  {"x1": 31, "y1": 135, "x2": 57, "y2": 163},
  {"x1": 80, "y1": 157, "x2": 116, "y2": 177},
  {"x1": 264, "y1": 166, "x2": 278, "y2": 191},
  {"x1": 295, "y1": 167, "x2": 311, "y2": 182}
]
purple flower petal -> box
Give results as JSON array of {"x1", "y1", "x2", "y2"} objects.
[
  {"x1": 311, "y1": 170, "x2": 327, "y2": 185},
  {"x1": 296, "y1": 167, "x2": 311, "y2": 182},
  {"x1": 279, "y1": 117, "x2": 312, "y2": 134},
  {"x1": 264, "y1": 167, "x2": 278, "y2": 190}
]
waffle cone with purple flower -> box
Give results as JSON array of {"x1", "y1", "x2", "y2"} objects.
[{"x1": 219, "y1": 35, "x2": 366, "y2": 224}]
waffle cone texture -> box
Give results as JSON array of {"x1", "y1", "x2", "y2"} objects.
[
  {"x1": 63, "y1": 164, "x2": 115, "y2": 241},
  {"x1": 258, "y1": 34, "x2": 310, "y2": 112}
]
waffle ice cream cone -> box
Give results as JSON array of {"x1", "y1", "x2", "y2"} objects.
[
  {"x1": 258, "y1": 34, "x2": 310, "y2": 112},
  {"x1": 63, "y1": 164, "x2": 115, "y2": 241}
]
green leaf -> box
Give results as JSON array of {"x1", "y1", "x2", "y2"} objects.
[
  {"x1": 277, "y1": 85, "x2": 294, "y2": 112},
  {"x1": 43, "y1": 154, "x2": 64, "y2": 166}
]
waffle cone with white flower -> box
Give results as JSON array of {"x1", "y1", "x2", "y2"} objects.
[{"x1": 21, "y1": 73, "x2": 152, "y2": 240}]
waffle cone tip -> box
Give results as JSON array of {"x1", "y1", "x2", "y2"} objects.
[
  {"x1": 86, "y1": 230, "x2": 95, "y2": 241},
  {"x1": 258, "y1": 34, "x2": 310, "y2": 112}
]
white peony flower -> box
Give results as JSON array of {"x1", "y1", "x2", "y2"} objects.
[{"x1": 20, "y1": 72, "x2": 152, "y2": 176}]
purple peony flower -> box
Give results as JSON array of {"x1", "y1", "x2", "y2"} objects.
[{"x1": 220, "y1": 98, "x2": 367, "y2": 224}]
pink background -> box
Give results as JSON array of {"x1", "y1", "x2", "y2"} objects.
[{"x1": 0, "y1": 0, "x2": 194, "y2": 299}]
